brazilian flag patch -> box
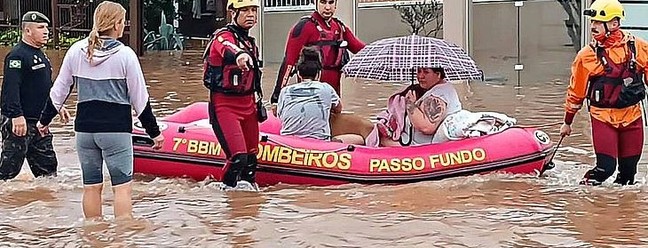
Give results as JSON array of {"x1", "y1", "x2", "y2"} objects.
[{"x1": 9, "y1": 60, "x2": 21, "y2": 69}]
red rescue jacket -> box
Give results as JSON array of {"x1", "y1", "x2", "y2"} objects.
[{"x1": 203, "y1": 24, "x2": 262, "y2": 96}]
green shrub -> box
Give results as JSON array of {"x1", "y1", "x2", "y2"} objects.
[
  {"x1": 144, "y1": 0, "x2": 176, "y2": 33},
  {"x1": 0, "y1": 28, "x2": 84, "y2": 49},
  {"x1": 0, "y1": 29, "x2": 21, "y2": 47},
  {"x1": 51, "y1": 32, "x2": 85, "y2": 48}
]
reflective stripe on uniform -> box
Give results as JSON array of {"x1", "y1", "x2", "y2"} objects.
[
  {"x1": 222, "y1": 40, "x2": 243, "y2": 53},
  {"x1": 566, "y1": 102, "x2": 582, "y2": 110}
]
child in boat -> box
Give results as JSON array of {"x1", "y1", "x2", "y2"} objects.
[{"x1": 276, "y1": 46, "x2": 364, "y2": 144}]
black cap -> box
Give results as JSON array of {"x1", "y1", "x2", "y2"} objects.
[{"x1": 21, "y1": 11, "x2": 50, "y2": 24}]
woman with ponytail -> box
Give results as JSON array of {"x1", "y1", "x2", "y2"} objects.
[
  {"x1": 38, "y1": 1, "x2": 164, "y2": 220},
  {"x1": 276, "y1": 46, "x2": 364, "y2": 144}
]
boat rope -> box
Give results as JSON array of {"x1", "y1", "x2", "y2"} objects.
[
  {"x1": 261, "y1": 135, "x2": 356, "y2": 153},
  {"x1": 176, "y1": 121, "x2": 563, "y2": 154},
  {"x1": 177, "y1": 124, "x2": 211, "y2": 133},
  {"x1": 512, "y1": 121, "x2": 563, "y2": 129},
  {"x1": 176, "y1": 125, "x2": 356, "y2": 152}
]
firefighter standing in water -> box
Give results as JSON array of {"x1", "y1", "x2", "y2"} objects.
[
  {"x1": 560, "y1": 0, "x2": 648, "y2": 185},
  {"x1": 270, "y1": 0, "x2": 366, "y2": 114},
  {"x1": 203, "y1": 0, "x2": 264, "y2": 190}
]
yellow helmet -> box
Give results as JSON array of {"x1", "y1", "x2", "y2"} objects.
[
  {"x1": 227, "y1": 0, "x2": 260, "y2": 9},
  {"x1": 584, "y1": 0, "x2": 625, "y2": 22}
]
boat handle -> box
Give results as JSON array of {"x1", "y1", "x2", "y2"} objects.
[{"x1": 132, "y1": 135, "x2": 154, "y2": 147}]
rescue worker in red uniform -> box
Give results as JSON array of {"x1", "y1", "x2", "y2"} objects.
[
  {"x1": 270, "y1": 0, "x2": 366, "y2": 114},
  {"x1": 560, "y1": 0, "x2": 648, "y2": 186},
  {"x1": 203, "y1": 0, "x2": 264, "y2": 190}
]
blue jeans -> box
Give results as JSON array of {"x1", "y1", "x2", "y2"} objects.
[{"x1": 76, "y1": 132, "x2": 133, "y2": 186}]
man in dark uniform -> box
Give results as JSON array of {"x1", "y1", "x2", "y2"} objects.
[
  {"x1": 0, "y1": 11, "x2": 67, "y2": 180},
  {"x1": 270, "y1": 0, "x2": 366, "y2": 115}
]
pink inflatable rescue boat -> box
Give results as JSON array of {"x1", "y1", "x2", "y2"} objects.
[{"x1": 132, "y1": 102, "x2": 557, "y2": 186}]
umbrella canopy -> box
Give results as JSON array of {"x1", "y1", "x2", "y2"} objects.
[{"x1": 342, "y1": 34, "x2": 484, "y2": 82}]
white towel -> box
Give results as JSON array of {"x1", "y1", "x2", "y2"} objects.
[{"x1": 433, "y1": 110, "x2": 517, "y2": 143}]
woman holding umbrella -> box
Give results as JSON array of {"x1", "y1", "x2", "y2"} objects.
[
  {"x1": 343, "y1": 35, "x2": 514, "y2": 146},
  {"x1": 373, "y1": 67, "x2": 461, "y2": 146},
  {"x1": 369, "y1": 66, "x2": 516, "y2": 147}
]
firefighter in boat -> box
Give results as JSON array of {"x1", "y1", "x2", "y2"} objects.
[{"x1": 270, "y1": 0, "x2": 366, "y2": 115}]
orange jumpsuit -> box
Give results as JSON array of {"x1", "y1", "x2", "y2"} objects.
[{"x1": 564, "y1": 30, "x2": 648, "y2": 185}]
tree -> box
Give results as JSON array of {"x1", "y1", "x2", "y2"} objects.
[
  {"x1": 393, "y1": 0, "x2": 443, "y2": 37},
  {"x1": 557, "y1": 0, "x2": 582, "y2": 52}
]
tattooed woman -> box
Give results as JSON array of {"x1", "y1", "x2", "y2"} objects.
[
  {"x1": 377, "y1": 67, "x2": 461, "y2": 146},
  {"x1": 366, "y1": 67, "x2": 516, "y2": 147}
]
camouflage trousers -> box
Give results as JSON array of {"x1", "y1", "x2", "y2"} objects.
[{"x1": 0, "y1": 116, "x2": 58, "y2": 180}]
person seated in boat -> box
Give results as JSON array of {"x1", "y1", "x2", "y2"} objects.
[
  {"x1": 276, "y1": 46, "x2": 365, "y2": 145},
  {"x1": 366, "y1": 67, "x2": 516, "y2": 147}
]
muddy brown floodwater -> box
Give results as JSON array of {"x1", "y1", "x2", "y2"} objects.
[{"x1": 0, "y1": 47, "x2": 647, "y2": 247}]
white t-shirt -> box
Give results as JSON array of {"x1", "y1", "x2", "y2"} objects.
[{"x1": 403, "y1": 82, "x2": 462, "y2": 145}]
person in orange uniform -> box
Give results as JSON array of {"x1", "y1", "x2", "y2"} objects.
[
  {"x1": 270, "y1": 0, "x2": 366, "y2": 114},
  {"x1": 203, "y1": 0, "x2": 264, "y2": 190},
  {"x1": 560, "y1": 0, "x2": 648, "y2": 186}
]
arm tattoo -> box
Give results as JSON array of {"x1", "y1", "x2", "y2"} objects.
[{"x1": 419, "y1": 96, "x2": 447, "y2": 124}]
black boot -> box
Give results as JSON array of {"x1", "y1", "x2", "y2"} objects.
[
  {"x1": 614, "y1": 155, "x2": 640, "y2": 185},
  {"x1": 239, "y1": 153, "x2": 257, "y2": 184},
  {"x1": 580, "y1": 153, "x2": 616, "y2": 186},
  {"x1": 222, "y1": 154, "x2": 248, "y2": 188}
]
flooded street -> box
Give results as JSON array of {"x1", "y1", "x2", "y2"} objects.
[{"x1": 1, "y1": 47, "x2": 647, "y2": 247}]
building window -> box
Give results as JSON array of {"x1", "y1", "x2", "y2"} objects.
[
  {"x1": 265, "y1": 0, "x2": 312, "y2": 7},
  {"x1": 264, "y1": 0, "x2": 314, "y2": 12}
]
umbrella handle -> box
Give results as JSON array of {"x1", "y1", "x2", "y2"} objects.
[{"x1": 411, "y1": 67, "x2": 415, "y2": 85}]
